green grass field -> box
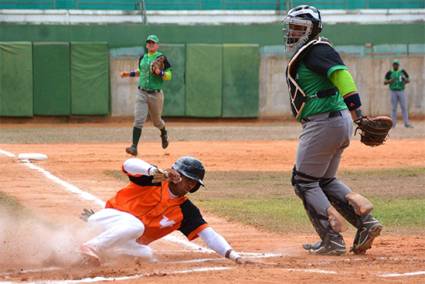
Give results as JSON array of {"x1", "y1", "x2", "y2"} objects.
[{"x1": 104, "y1": 167, "x2": 425, "y2": 234}]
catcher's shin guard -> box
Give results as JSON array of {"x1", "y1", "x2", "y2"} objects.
[
  {"x1": 294, "y1": 183, "x2": 345, "y2": 242},
  {"x1": 327, "y1": 194, "x2": 362, "y2": 228},
  {"x1": 320, "y1": 178, "x2": 366, "y2": 228}
]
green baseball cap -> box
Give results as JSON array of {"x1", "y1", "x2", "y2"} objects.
[
  {"x1": 146, "y1": 34, "x2": 159, "y2": 43},
  {"x1": 393, "y1": 59, "x2": 400, "y2": 64}
]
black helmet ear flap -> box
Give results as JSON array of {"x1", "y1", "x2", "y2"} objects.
[
  {"x1": 189, "y1": 183, "x2": 201, "y2": 193},
  {"x1": 172, "y1": 156, "x2": 205, "y2": 193}
]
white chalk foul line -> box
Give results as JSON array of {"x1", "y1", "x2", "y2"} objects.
[
  {"x1": 22, "y1": 161, "x2": 105, "y2": 208},
  {"x1": 0, "y1": 266, "x2": 233, "y2": 284},
  {"x1": 0, "y1": 149, "x2": 15, "y2": 157},
  {"x1": 168, "y1": 253, "x2": 283, "y2": 264},
  {"x1": 379, "y1": 271, "x2": 425, "y2": 278},
  {"x1": 286, "y1": 268, "x2": 337, "y2": 274}
]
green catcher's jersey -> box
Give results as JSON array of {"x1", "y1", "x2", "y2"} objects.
[{"x1": 293, "y1": 44, "x2": 348, "y2": 121}]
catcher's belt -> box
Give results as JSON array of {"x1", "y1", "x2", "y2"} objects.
[
  {"x1": 301, "y1": 110, "x2": 342, "y2": 123},
  {"x1": 286, "y1": 37, "x2": 333, "y2": 119}
]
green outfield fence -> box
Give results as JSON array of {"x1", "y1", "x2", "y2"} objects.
[
  {"x1": 0, "y1": 42, "x2": 260, "y2": 118},
  {"x1": 0, "y1": 42, "x2": 110, "y2": 117},
  {"x1": 0, "y1": 0, "x2": 423, "y2": 10}
]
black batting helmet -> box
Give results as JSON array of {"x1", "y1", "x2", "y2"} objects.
[{"x1": 172, "y1": 156, "x2": 205, "y2": 193}]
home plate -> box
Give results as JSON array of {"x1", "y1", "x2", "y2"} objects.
[{"x1": 18, "y1": 153, "x2": 48, "y2": 161}]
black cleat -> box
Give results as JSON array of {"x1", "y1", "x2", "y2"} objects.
[
  {"x1": 309, "y1": 236, "x2": 346, "y2": 256},
  {"x1": 303, "y1": 240, "x2": 322, "y2": 251},
  {"x1": 351, "y1": 217, "x2": 383, "y2": 255},
  {"x1": 125, "y1": 145, "x2": 138, "y2": 156},
  {"x1": 160, "y1": 129, "x2": 169, "y2": 149}
]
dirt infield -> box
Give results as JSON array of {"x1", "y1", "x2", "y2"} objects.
[{"x1": 0, "y1": 121, "x2": 424, "y2": 283}]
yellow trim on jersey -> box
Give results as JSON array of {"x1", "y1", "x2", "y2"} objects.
[
  {"x1": 162, "y1": 69, "x2": 172, "y2": 81},
  {"x1": 329, "y1": 69, "x2": 358, "y2": 97}
]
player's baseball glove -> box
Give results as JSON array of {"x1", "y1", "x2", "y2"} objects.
[
  {"x1": 355, "y1": 116, "x2": 393, "y2": 147},
  {"x1": 150, "y1": 55, "x2": 165, "y2": 76}
]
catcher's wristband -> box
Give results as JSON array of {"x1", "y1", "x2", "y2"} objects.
[
  {"x1": 343, "y1": 93, "x2": 361, "y2": 111},
  {"x1": 225, "y1": 249, "x2": 241, "y2": 262},
  {"x1": 129, "y1": 71, "x2": 137, "y2": 77}
]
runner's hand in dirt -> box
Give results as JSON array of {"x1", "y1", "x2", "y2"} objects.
[
  {"x1": 80, "y1": 208, "x2": 95, "y2": 222},
  {"x1": 234, "y1": 257, "x2": 249, "y2": 264}
]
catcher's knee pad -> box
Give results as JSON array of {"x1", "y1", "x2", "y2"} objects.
[
  {"x1": 345, "y1": 192, "x2": 373, "y2": 217},
  {"x1": 327, "y1": 206, "x2": 348, "y2": 232}
]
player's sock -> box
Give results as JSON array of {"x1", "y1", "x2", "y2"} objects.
[{"x1": 132, "y1": 127, "x2": 142, "y2": 148}]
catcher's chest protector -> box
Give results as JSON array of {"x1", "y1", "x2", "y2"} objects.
[{"x1": 286, "y1": 38, "x2": 332, "y2": 119}]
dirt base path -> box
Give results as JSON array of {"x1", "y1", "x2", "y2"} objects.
[{"x1": 0, "y1": 139, "x2": 424, "y2": 283}]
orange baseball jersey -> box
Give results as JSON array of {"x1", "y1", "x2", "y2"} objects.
[{"x1": 105, "y1": 166, "x2": 208, "y2": 245}]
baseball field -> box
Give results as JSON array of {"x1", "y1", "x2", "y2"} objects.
[{"x1": 0, "y1": 118, "x2": 424, "y2": 283}]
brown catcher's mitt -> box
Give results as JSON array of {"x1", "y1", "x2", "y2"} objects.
[
  {"x1": 355, "y1": 116, "x2": 393, "y2": 146},
  {"x1": 150, "y1": 55, "x2": 165, "y2": 76}
]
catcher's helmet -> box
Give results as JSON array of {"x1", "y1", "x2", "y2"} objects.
[
  {"x1": 283, "y1": 5, "x2": 322, "y2": 52},
  {"x1": 172, "y1": 156, "x2": 205, "y2": 193}
]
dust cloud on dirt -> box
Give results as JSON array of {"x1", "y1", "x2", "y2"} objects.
[{"x1": 0, "y1": 208, "x2": 95, "y2": 270}]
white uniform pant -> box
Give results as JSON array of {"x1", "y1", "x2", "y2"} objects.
[{"x1": 84, "y1": 208, "x2": 153, "y2": 259}]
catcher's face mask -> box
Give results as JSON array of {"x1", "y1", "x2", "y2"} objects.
[
  {"x1": 283, "y1": 17, "x2": 313, "y2": 53},
  {"x1": 283, "y1": 5, "x2": 322, "y2": 53}
]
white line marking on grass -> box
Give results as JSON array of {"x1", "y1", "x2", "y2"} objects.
[
  {"x1": 379, "y1": 271, "x2": 425, "y2": 277},
  {"x1": 0, "y1": 149, "x2": 15, "y2": 157}
]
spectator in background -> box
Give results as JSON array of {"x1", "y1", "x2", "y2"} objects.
[{"x1": 384, "y1": 60, "x2": 413, "y2": 128}]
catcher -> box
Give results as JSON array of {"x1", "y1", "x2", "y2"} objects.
[
  {"x1": 80, "y1": 156, "x2": 244, "y2": 266},
  {"x1": 283, "y1": 5, "x2": 391, "y2": 255},
  {"x1": 121, "y1": 34, "x2": 172, "y2": 156}
]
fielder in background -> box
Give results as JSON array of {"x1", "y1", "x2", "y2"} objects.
[
  {"x1": 384, "y1": 59, "x2": 413, "y2": 128},
  {"x1": 80, "y1": 156, "x2": 244, "y2": 265},
  {"x1": 121, "y1": 34, "x2": 172, "y2": 156},
  {"x1": 282, "y1": 5, "x2": 384, "y2": 255}
]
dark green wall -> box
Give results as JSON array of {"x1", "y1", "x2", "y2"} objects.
[{"x1": 0, "y1": 23, "x2": 423, "y2": 48}]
